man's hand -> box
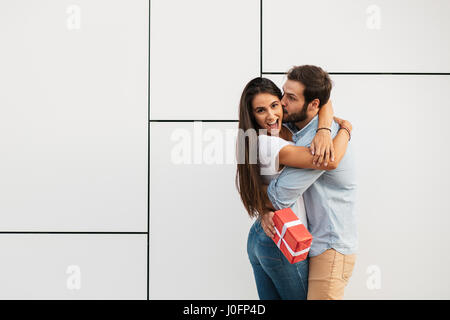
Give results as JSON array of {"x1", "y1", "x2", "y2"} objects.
[
  {"x1": 310, "y1": 129, "x2": 334, "y2": 167},
  {"x1": 260, "y1": 211, "x2": 276, "y2": 238}
]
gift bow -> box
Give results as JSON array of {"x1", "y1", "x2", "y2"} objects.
[{"x1": 274, "y1": 220, "x2": 310, "y2": 257}]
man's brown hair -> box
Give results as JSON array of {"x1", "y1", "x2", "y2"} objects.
[{"x1": 287, "y1": 65, "x2": 332, "y2": 108}]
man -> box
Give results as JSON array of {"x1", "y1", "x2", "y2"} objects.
[{"x1": 261, "y1": 65, "x2": 357, "y2": 300}]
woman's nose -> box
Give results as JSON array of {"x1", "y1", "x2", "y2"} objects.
[{"x1": 267, "y1": 109, "x2": 277, "y2": 120}]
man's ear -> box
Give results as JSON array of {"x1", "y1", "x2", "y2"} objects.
[{"x1": 308, "y1": 98, "x2": 320, "y2": 112}]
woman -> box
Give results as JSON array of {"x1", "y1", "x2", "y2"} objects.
[{"x1": 235, "y1": 77, "x2": 352, "y2": 299}]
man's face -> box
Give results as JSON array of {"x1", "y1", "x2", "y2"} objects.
[{"x1": 280, "y1": 79, "x2": 308, "y2": 123}]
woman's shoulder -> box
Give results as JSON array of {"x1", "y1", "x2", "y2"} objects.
[
  {"x1": 258, "y1": 134, "x2": 293, "y2": 144},
  {"x1": 258, "y1": 134, "x2": 291, "y2": 152},
  {"x1": 258, "y1": 134, "x2": 293, "y2": 156},
  {"x1": 258, "y1": 133, "x2": 290, "y2": 144},
  {"x1": 258, "y1": 133, "x2": 292, "y2": 176}
]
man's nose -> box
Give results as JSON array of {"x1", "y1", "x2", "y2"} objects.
[{"x1": 281, "y1": 95, "x2": 287, "y2": 107}]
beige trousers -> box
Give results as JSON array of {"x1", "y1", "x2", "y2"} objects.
[{"x1": 307, "y1": 249, "x2": 356, "y2": 300}]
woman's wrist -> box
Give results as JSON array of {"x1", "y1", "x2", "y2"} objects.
[{"x1": 339, "y1": 127, "x2": 351, "y2": 141}]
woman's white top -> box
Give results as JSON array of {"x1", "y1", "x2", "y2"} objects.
[{"x1": 258, "y1": 134, "x2": 308, "y2": 229}]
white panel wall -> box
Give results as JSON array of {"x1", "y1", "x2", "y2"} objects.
[
  {"x1": 0, "y1": 235, "x2": 147, "y2": 299},
  {"x1": 149, "y1": 122, "x2": 257, "y2": 299},
  {"x1": 149, "y1": 0, "x2": 450, "y2": 300},
  {"x1": 150, "y1": 0, "x2": 260, "y2": 120},
  {"x1": 2, "y1": 0, "x2": 449, "y2": 300},
  {"x1": 149, "y1": 0, "x2": 260, "y2": 298},
  {"x1": 0, "y1": 0, "x2": 148, "y2": 231},
  {"x1": 0, "y1": 0, "x2": 148, "y2": 299},
  {"x1": 263, "y1": 0, "x2": 450, "y2": 73},
  {"x1": 267, "y1": 74, "x2": 450, "y2": 299}
]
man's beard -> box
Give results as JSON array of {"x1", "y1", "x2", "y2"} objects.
[{"x1": 282, "y1": 101, "x2": 308, "y2": 123}]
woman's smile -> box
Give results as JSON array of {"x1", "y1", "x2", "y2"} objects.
[
  {"x1": 252, "y1": 92, "x2": 284, "y2": 135},
  {"x1": 266, "y1": 118, "x2": 280, "y2": 131}
]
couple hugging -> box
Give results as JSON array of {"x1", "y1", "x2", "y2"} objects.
[{"x1": 236, "y1": 65, "x2": 357, "y2": 300}]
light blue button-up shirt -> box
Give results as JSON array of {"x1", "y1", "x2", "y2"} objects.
[{"x1": 267, "y1": 115, "x2": 358, "y2": 257}]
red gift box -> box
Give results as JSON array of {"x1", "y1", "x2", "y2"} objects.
[{"x1": 272, "y1": 208, "x2": 313, "y2": 264}]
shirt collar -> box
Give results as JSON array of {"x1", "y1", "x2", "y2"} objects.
[
  {"x1": 297, "y1": 115, "x2": 319, "y2": 135},
  {"x1": 283, "y1": 115, "x2": 319, "y2": 140},
  {"x1": 283, "y1": 122, "x2": 297, "y2": 133}
]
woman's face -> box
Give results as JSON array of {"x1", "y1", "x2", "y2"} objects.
[{"x1": 252, "y1": 92, "x2": 283, "y2": 135}]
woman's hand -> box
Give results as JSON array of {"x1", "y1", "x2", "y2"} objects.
[
  {"x1": 310, "y1": 129, "x2": 334, "y2": 167},
  {"x1": 334, "y1": 116, "x2": 353, "y2": 132},
  {"x1": 260, "y1": 211, "x2": 276, "y2": 238}
]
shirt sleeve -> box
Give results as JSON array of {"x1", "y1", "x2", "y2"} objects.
[
  {"x1": 258, "y1": 135, "x2": 292, "y2": 176},
  {"x1": 267, "y1": 166, "x2": 324, "y2": 210},
  {"x1": 266, "y1": 136, "x2": 325, "y2": 210}
]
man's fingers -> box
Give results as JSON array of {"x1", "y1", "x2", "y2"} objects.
[
  {"x1": 313, "y1": 154, "x2": 319, "y2": 165},
  {"x1": 330, "y1": 145, "x2": 335, "y2": 162},
  {"x1": 317, "y1": 151, "x2": 325, "y2": 165},
  {"x1": 310, "y1": 142, "x2": 315, "y2": 155},
  {"x1": 324, "y1": 148, "x2": 330, "y2": 167},
  {"x1": 313, "y1": 146, "x2": 323, "y2": 165}
]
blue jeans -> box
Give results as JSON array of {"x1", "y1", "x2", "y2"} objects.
[{"x1": 247, "y1": 219, "x2": 309, "y2": 300}]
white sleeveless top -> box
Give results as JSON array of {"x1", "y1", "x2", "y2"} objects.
[{"x1": 258, "y1": 134, "x2": 308, "y2": 229}]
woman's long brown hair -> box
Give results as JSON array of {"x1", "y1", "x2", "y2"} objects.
[{"x1": 236, "y1": 77, "x2": 283, "y2": 219}]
